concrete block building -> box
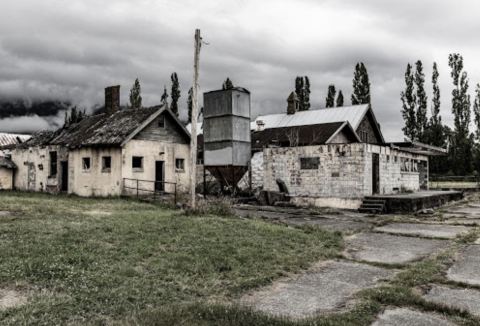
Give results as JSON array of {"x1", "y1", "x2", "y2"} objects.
[{"x1": 8, "y1": 86, "x2": 191, "y2": 197}]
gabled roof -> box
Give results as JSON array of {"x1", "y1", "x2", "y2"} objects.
[
  {"x1": 0, "y1": 133, "x2": 31, "y2": 149},
  {"x1": 251, "y1": 121, "x2": 360, "y2": 151},
  {"x1": 18, "y1": 106, "x2": 190, "y2": 149},
  {"x1": 252, "y1": 104, "x2": 370, "y2": 130}
]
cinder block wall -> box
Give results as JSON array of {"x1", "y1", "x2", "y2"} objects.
[{"x1": 263, "y1": 143, "x2": 428, "y2": 200}]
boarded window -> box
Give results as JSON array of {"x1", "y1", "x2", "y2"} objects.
[
  {"x1": 300, "y1": 157, "x2": 320, "y2": 170},
  {"x1": 49, "y1": 151, "x2": 57, "y2": 176},
  {"x1": 132, "y1": 156, "x2": 143, "y2": 169},
  {"x1": 102, "y1": 156, "x2": 111, "y2": 172},
  {"x1": 158, "y1": 115, "x2": 165, "y2": 128},
  {"x1": 82, "y1": 157, "x2": 91, "y2": 171},
  {"x1": 175, "y1": 158, "x2": 185, "y2": 171}
]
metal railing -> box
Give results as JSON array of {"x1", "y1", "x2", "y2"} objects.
[{"x1": 123, "y1": 178, "x2": 177, "y2": 204}]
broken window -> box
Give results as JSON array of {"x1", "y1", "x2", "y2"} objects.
[
  {"x1": 158, "y1": 115, "x2": 165, "y2": 128},
  {"x1": 102, "y1": 156, "x2": 112, "y2": 172},
  {"x1": 300, "y1": 157, "x2": 320, "y2": 170},
  {"x1": 49, "y1": 151, "x2": 57, "y2": 177},
  {"x1": 132, "y1": 156, "x2": 143, "y2": 170},
  {"x1": 175, "y1": 158, "x2": 185, "y2": 172},
  {"x1": 82, "y1": 157, "x2": 91, "y2": 171}
]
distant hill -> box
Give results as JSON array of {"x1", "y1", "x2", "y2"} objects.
[{"x1": 0, "y1": 100, "x2": 72, "y2": 118}]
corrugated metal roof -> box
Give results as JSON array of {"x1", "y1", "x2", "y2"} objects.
[
  {"x1": 251, "y1": 104, "x2": 370, "y2": 131},
  {"x1": 0, "y1": 133, "x2": 31, "y2": 147}
]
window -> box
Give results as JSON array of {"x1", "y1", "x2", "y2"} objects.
[
  {"x1": 82, "y1": 157, "x2": 91, "y2": 171},
  {"x1": 102, "y1": 156, "x2": 112, "y2": 172},
  {"x1": 158, "y1": 115, "x2": 165, "y2": 128},
  {"x1": 300, "y1": 157, "x2": 320, "y2": 170},
  {"x1": 132, "y1": 156, "x2": 143, "y2": 170},
  {"x1": 359, "y1": 131, "x2": 368, "y2": 143},
  {"x1": 175, "y1": 158, "x2": 185, "y2": 172},
  {"x1": 49, "y1": 151, "x2": 57, "y2": 176}
]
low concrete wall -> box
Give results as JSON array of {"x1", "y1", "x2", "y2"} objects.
[{"x1": 291, "y1": 196, "x2": 363, "y2": 210}]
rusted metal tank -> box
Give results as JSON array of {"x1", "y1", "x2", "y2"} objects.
[{"x1": 203, "y1": 87, "x2": 251, "y2": 190}]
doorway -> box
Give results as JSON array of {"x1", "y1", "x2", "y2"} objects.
[
  {"x1": 155, "y1": 161, "x2": 165, "y2": 192},
  {"x1": 372, "y1": 153, "x2": 380, "y2": 194},
  {"x1": 61, "y1": 161, "x2": 68, "y2": 192}
]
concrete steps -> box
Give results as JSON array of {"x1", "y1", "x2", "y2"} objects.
[{"x1": 358, "y1": 197, "x2": 386, "y2": 214}]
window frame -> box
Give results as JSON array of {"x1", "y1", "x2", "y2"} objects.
[
  {"x1": 82, "y1": 157, "x2": 91, "y2": 171},
  {"x1": 49, "y1": 151, "x2": 58, "y2": 177},
  {"x1": 158, "y1": 115, "x2": 165, "y2": 128},
  {"x1": 175, "y1": 158, "x2": 185, "y2": 172},
  {"x1": 132, "y1": 156, "x2": 144, "y2": 172},
  {"x1": 102, "y1": 156, "x2": 112, "y2": 173}
]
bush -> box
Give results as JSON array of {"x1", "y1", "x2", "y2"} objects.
[{"x1": 182, "y1": 197, "x2": 234, "y2": 217}]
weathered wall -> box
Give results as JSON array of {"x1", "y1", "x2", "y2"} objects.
[
  {"x1": 0, "y1": 168, "x2": 13, "y2": 190},
  {"x1": 68, "y1": 147, "x2": 122, "y2": 197},
  {"x1": 356, "y1": 114, "x2": 382, "y2": 144},
  {"x1": 122, "y1": 139, "x2": 190, "y2": 195},
  {"x1": 10, "y1": 145, "x2": 67, "y2": 192},
  {"x1": 263, "y1": 144, "x2": 428, "y2": 206}
]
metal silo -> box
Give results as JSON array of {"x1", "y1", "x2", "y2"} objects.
[{"x1": 203, "y1": 87, "x2": 251, "y2": 192}]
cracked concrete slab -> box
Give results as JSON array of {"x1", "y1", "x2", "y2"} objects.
[
  {"x1": 284, "y1": 217, "x2": 371, "y2": 233},
  {"x1": 241, "y1": 260, "x2": 395, "y2": 319},
  {"x1": 374, "y1": 223, "x2": 471, "y2": 239},
  {"x1": 447, "y1": 245, "x2": 480, "y2": 285},
  {"x1": 344, "y1": 233, "x2": 448, "y2": 265},
  {"x1": 372, "y1": 308, "x2": 455, "y2": 326},
  {"x1": 423, "y1": 284, "x2": 480, "y2": 317},
  {"x1": 442, "y1": 218, "x2": 480, "y2": 226}
]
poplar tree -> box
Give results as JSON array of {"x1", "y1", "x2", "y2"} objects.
[
  {"x1": 401, "y1": 63, "x2": 417, "y2": 140},
  {"x1": 161, "y1": 86, "x2": 169, "y2": 107},
  {"x1": 336, "y1": 90, "x2": 344, "y2": 107},
  {"x1": 222, "y1": 78, "x2": 234, "y2": 90},
  {"x1": 187, "y1": 87, "x2": 193, "y2": 123},
  {"x1": 351, "y1": 63, "x2": 371, "y2": 105},
  {"x1": 295, "y1": 77, "x2": 305, "y2": 111},
  {"x1": 325, "y1": 85, "x2": 336, "y2": 108},
  {"x1": 448, "y1": 53, "x2": 473, "y2": 175},
  {"x1": 170, "y1": 72, "x2": 181, "y2": 117},
  {"x1": 473, "y1": 84, "x2": 480, "y2": 173},
  {"x1": 129, "y1": 78, "x2": 142, "y2": 109},
  {"x1": 415, "y1": 60, "x2": 428, "y2": 142},
  {"x1": 304, "y1": 76, "x2": 311, "y2": 110}
]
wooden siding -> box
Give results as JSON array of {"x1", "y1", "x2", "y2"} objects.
[
  {"x1": 356, "y1": 113, "x2": 383, "y2": 144},
  {"x1": 134, "y1": 113, "x2": 189, "y2": 144}
]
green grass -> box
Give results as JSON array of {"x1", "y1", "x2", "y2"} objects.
[{"x1": 0, "y1": 192, "x2": 342, "y2": 325}]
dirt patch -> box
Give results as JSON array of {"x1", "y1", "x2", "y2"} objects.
[
  {"x1": 0, "y1": 211, "x2": 12, "y2": 217},
  {"x1": 85, "y1": 210, "x2": 112, "y2": 216},
  {"x1": 0, "y1": 289, "x2": 27, "y2": 310}
]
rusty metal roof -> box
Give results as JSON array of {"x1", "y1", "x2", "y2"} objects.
[
  {"x1": 18, "y1": 106, "x2": 187, "y2": 149},
  {"x1": 0, "y1": 133, "x2": 31, "y2": 148},
  {"x1": 252, "y1": 104, "x2": 370, "y2": 131}
]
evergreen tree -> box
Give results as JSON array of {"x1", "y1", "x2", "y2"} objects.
[
  {"x1": 295, "y1": 76, "x2": 305, "y2": 111},
  {"x1": 325, "y1": 85, "x2": 336, "y2": 108},
  {"x1": 222, "y1": 78, "x2": 234, "y2": 90},
  {"x1": 448, "y1": 53, "x2": 473, "y2": 175},
  {"x1": 187, "y1": 87, "x2": 193, "y2": 123},
  {"x1": 401, "y1": 63, "x2": 417, "y2": 140},
  {"x1": 351, "y1": 63, "x2": 371, "y2": 105},
  {"x1": 64, "y1": 106, "x2": 86, "y2": 127},
  {"x1": 473, "y1": 84, "x2": 480, "y2": 173},
  {"x1": 161, "y1": 85, "x2": 169, "y2": 107},
  {"x1": 304, "y1": 76, "x2": 311, "y2": 110},
  {"x1": 336, "y1": 90, "x2": 344, "y2": 107},
  {"x1": 415, "y1": 60, "x2": 428, "y2": 142},
  {"x1": 427, "y1": 62, "x2": 448, "y2": 174},
  {"x1": 129, "y1": 78, "x2": 142, "y2": 109},
  {"x1": 170, "y1": 72, "x2": 181, "y2": 117}
]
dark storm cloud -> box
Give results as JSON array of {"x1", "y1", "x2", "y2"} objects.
[{"x1": 1, "y1": 0, "x2": 480, "y2": 140}]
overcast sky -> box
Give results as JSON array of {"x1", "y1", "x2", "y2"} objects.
[{"x1": 1, "y1": 0, "x2": 480, "y2": 140}]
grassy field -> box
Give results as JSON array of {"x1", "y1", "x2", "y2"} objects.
[{"x1": 0, "y1": 192, "x2": 342, "y2": 325}]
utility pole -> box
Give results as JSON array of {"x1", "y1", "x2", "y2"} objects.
[{"x1": 190, "y1": 29, "x2": 201, "y2": 208}]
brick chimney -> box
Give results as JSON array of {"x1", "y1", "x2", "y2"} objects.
[
  {"x1": 105, "y1": 85, "x2": 120, "y2": 114},
  {"x1": 287, "y1": 91, "x2": 299, "y2": 115}
]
